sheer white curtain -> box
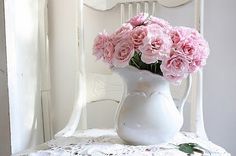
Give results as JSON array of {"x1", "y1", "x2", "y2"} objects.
[{"x1": 4, "y1": 0, "x2": 48, "y2": 153}]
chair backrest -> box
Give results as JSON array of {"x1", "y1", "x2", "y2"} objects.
[{"x1": 55, "y1": 0, "x2": 208, "y2": 140}]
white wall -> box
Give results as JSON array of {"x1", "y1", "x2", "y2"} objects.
[
  {"x1": 48, "y1": 0, "x2": 78, "y2": 133},
  {"x1": 48, "y1": 0, "x2": 235, "y2": 155},
  {"x1": 5, "y1": 0, "x2": 44, "y2": 154},
  {"x1": 0, "y1": 0, "x2": 11, "y2": 155},
  {"x1": 204, "y1": 0, "x2": 236, "y2": 155}
]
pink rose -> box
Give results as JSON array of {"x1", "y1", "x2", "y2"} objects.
[
  {"x1": 139, "y1": 37, "x2": 163, "y2": 63},
  {"x1": 93, "y1": 31, "x2": 114, "y2": 64},
  {"x1": 170, "y1": 26, "x2": 209, "y2": 73},
  {"x1": 170, "y1": 27, "x2": 191, "y2": 45},
  {"x1": 103, "y1": 40, "x2": 114, "y2": 63},
  {"x1": 93, "y1": 31, "x2": 110, "y2": 60},
  {"x1": 128, "y1": 13, "x2": 148, "y2": 27},
  {"x1": 149, "y1": 16, "x2": 171, "y2": 33},
  {"x1": 131, "y1": 26, "x2": 148, "y2": 49},
  {"x1": 139, "y1": 24, "x2": 172, "y2": 63},
  {"x1": 188, "y1": 41, "x2": 209, "y2": 72},
  {"x1": 161, "y1": 51, "x2": 189, "y2": 84},
  {"x1": 112, "y1": 23, "x2": 133, "y2": 45},
  {"x1": 170, "y1": 31, "x2": 181, "y2": 44},
  {"x1": 161, "y1": 52, "x2": 189, "y2": 75},
  {"x1": 112, "y1": 39, "x2": 134, "y2": 67},
  {"x1": 93, "y1": 15, "x2": 210, "y2": 85},
  {"x1": 179, "y1": 40, "x2": 196, "y2": 59}
]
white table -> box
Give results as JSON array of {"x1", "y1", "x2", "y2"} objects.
[{"x1": 16, "y1": 129, "x2": 230, "y2": 156}]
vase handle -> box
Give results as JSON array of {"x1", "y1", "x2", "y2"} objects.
[{"x1": 178, "y1": 74, "x2": 192, "y2": 114}]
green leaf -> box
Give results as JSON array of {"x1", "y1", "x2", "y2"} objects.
[
  {"x1": 193, "y1": 148, "x2": 204, "y2": 154},
  {"x1": 178, "y1": 144, "x2": 194, "y2": 154},
  {"x1": 129, "y1": 51, "x2": 163, "y2": 76},
  {"x1": 177, "y1": 143, "x2": 205, "y2": 155}
]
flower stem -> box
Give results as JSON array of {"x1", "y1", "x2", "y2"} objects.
[{"x1": 131, "y1": 58, "x2": 140, "y2": 69}]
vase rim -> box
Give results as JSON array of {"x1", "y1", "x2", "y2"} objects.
[{"x1": 112, "y1": 65, "x2": 166, "y2": 80}]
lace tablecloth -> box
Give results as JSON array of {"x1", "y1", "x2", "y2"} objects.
[{"x1": 17, "y1": 129, "x2": 230, "y2": 156}]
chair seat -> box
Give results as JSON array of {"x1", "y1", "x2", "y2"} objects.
[{"x1": 16, "y1": 129, "x2": 230, "y2": 156}]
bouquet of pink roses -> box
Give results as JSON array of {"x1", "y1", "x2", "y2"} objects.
[{"x1": 93, "y1": 13, "x2": 209, "y2": 84}]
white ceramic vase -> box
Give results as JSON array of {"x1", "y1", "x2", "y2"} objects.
[{"x1": 113, "y1": 66, "x2": 191, "y2": 145}]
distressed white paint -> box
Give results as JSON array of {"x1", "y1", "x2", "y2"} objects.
[
  {"x1": 4, "y1": 0, "x2": 44, "y2": 153},
  {"x1": 0, "y1": 0, "x2": 11, "y2": 155},
  {"x1": 190, "y1": 0, "x2": 208, "y2": 140}
]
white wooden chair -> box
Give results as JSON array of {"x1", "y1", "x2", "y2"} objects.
[
  {"x1": 16, "y1": 0, "x2": 230, "y2": 155},
  {"x1": 56, "y1": 0, "x2": 207, "y2": 137}
]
